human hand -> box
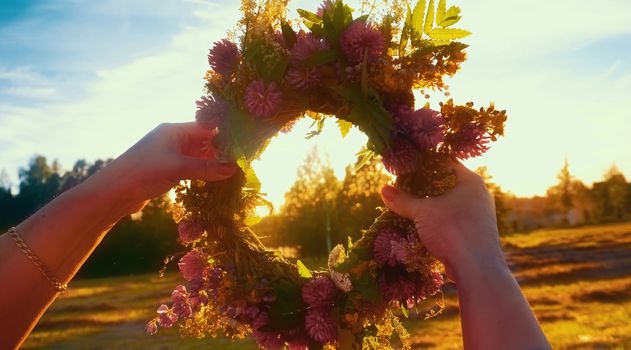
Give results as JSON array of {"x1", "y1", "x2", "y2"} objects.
[
  {"x1": 85, "y1": 122, "x2": 237, "y2": 214},
  {"x1": 380, "y1": 162, "x2": 506, "y2": 282}
]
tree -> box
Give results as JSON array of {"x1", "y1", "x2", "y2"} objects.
[
  {"x1": 475, "y1": 167, "x2": 510, "y2": 234},
  {"x1": 337, "y1": 155, "x2": 391, "y2": 238},
  {"x1": 280, "y1": 147, "x2": 342, "y2": 256},
  {"x1": 591, "y1": 165, "x2": 628, "y2": 222}
]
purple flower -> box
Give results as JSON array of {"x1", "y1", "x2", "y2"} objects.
[
  {"x1": 377, "y1": 267, "x2": 417, "y2": 303},
  {"x1": 178, "y1": 219, "x2": 205, "y2": 243},
  {"x1": 448, "y1": 124, "x2": 490, "y2": 159},
  {"x1": 304, "y1": 309, "x2": 337, "y2": 344},
  {"x1": 292, "y1": 31, "x2": 328, "y2": 64},
  {"x1": 195, "y1": 94, "x2": 229, "y2": 129},
  {"x1": 301, "y1": 276, "x2": 339, "y2": 309},
  {"x1": 286, "y1": 67, "x2": 322, "y2": 91},
  {"x1": 156, "y1": 304, "x2": 178, "y2": 328},
  {"x1": 244, "y1": 79, "x2": 283, "y2": 118},
  {"x1": 208, "y1": 39, "x2": 239, "y2": 76},
  {"x1": 381, "y1": 138, "x2": 417, "y2": 175},
  {"x1": 254, "y1": 330, "x2": 285, "y2": 350},
  {"x1": 145, "y1": 320, "x2": 158, "y2": 335},
  {"x1": 373, "y1": 228, "x2": 408, "y2": 267},
  {"x1": 340, "y1": 21, "x2": 385, "y2": 64},
  {"x1": 178, "y1": 250, "x2": 206, "y2": 282},
  {"x1": 395, "y1": 108, "x2": 445, "y2": 150},
  {"x1": 316, "y1": 0, "x2": 334, "y2": 17}
]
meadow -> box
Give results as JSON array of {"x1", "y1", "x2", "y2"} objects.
[{"x1": 22, "y1": 222, "x2": 631, "y2": 349}]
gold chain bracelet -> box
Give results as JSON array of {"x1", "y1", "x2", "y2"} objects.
[{"x1": 8, "y1": 227, "x2": 68, "y2": 292}]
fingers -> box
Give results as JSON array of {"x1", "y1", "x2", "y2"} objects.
[
  {"x1": 177, "y1": 157, "x2": 237, "y2": 182},
  {"x1": 380, "y1": 185, "x2": 424, "y2": 220}
]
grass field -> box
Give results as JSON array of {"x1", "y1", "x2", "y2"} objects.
[{"x1": 22, "y1": 222, "x2": 631, "y2": 349}]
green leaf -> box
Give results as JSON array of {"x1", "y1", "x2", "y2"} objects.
[
  {"x1": 281, "y1": 21, "x2": 297, "y2": 48},
  {"x1": 337, "y1": 119, "x2": 353, "y2": 137},
  {"x1": 296, "y1": 260, "x2": 313, "y2": 278},
  {"x1": 242, "y1": 162, "x2": 261, "y2": 192},
  {"x1": 268, "y1": 55, "x2": 290, "y2": 82},
  {"x1": 399, "y1": 3, "x2": 412, "y2": 54},
  {"x1": 401, "y1": 304, "x2": 410, "y2": 318},
  {"x1": 411, "y1": 0, "x2": 426, "y2": 35},
  {"x1": 438, "y1": 6, "x2": 461, "y2": 27},
  {"x1": 264, "y1": 280, "x2": 305, "y2": 332},
  {"x1": 333, "y1": 0, "x2": 345, "y2": 33},
  {"x1": 355, "y1": 149, "x2": 374, "y2": 171},
  {"x1": 435, "y1": 0, "x2": 446, "y2": 25},
  {"x1": 297, "y1": 9, "x2": 322, "y2": 24},
  {"x1": 424, "y1": 0, "x2": 435, "y2": 34},
  {"x1": 304, "y1": 49, "x2": 339, "y2": 67},
  {"x1": 428, "y1": 27, "x2": 471, "y2": 40}
]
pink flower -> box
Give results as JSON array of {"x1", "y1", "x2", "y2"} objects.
[
  {"x1": 301, "y1": 276, "x2": 339, "y2": 309},
  {"x1": 286, "y1": 67, "x2": 322, "y2": 90},
  {"x1": 156, "y1": 304, "x2": 178, "y2": 328},
  {"x1": 145, "y1": 320, "x2": 158, "y2": 335},
  {"x1": 316, "y1": 0, "x2": 334, "y2": 17},
  {"x1": 448, "y1": 124, "x2": 490, "y2": 159},
  {"x1": 178, "y1": 219, "x2": 205, "y2": 243},
  {"x1": 254, "y1": 331, "x2": 284, "y2": 350},
  {"x1": 373, "y1": 228, "x2": 408, "y2": 266},
  {"x1": 244, "y1": 79, "x2": 282, "y2": 118},
  {"x1": 304, "y1": 309, "x2": 337, "y2": 344},
  {"x1": 195, "y1": 94, "x2": 229, "y2": 129},
  {"x1": 381, "y1": 138, "x2": 417, "y2": 175},
  {"x1": 178, "y1": 250, "x2": 206, "y2": 282},
  {"x1": 377, "y1": 267, "x2": 417, "y2": 303},
  {"x1": 292, "y1": 32, "x2": 328, "y2": 64},
  {"x1": 208, "y1": 39, "x2": 239, "y2": 76},
  {"x1": 396, "y1": 108, "x2": 445, "y2": 150},
  {"x1": 340, "y1": 21, "x2": 385, "y2": 64}
]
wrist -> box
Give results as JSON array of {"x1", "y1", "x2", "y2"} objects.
[
  {"x1": 449, "y1": 248, "x2": 510, "y2": 286},
  {"x1": 79, "y1": 163, "x2": 145, "y2": 218}
]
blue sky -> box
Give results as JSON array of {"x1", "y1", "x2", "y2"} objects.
[{"x1": 1, "y1": 0, "x2": 630, "y2": 207}]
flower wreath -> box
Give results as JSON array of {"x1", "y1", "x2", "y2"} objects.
[{"x1": 147, "y1": 0, "x2": 507, "y2": 349}]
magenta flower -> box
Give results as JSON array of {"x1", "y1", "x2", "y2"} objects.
[
  {"x1": 316, "y1": 0, "x2": 334, "y2": 17},
  {"x1": 377, "y1": 267, "x2": 417, "y2": 303},
  {"x1": 381, "y1": 137, "x2": 417, "y2": 175},
  {"x1": 286, "y1": 67, "x2": 322, "y2": 90},
  {"x1": 208, "y1": 39, "x2": 239, "y2": 76},
  {"x1": 254, "y1": 330, "x2": 285, "y2": 350},
  {"x1": 178, "y1": 250, "x2": 206, "y2": 282},
  {"x1": 156, "y1": 304, "x2": 178, "y2": 328},
  {"x1": 244, "y1": 79, "x2": 283, "y2": 118},
  {"x1": 340, "y1": 21, "x2": 385, "y2": 64},
  {"x1": 178, "y1": 219, "x2": 205, "y2": 243},
  {"x1": 292, "y1": 31, "x2": 328, "y2": 64},
  {"x1": 373, "y1": 228, "x2": 408, "y2": 267},
  {"x1": 304, "y1": 309, "x2": 337, "y2": 344},
  {"x1": 195, "y1": 94, "x2": 229, "y2": 129},
  {"x1": 396, "y1": 108, "x2": 445, "y2": 150},
  {"x1": 145, "y1": 320, "x2": 158, "y2": 335},
  {"x1": 448, "y1": 124, "x2": 490, "y2": 159},
  {"x1": 301, "y1": 276, "x2": 339, "y2": 309}
]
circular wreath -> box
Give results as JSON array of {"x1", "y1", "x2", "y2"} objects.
[{"x1": 147, "y1": 0, "x2": 507, "y2": 349}]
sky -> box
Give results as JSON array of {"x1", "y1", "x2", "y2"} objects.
[{"x1": 1, "y1": 0, "x2": 630, "y2": 208}]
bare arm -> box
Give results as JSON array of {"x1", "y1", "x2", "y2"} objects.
[
  {"x1": 0, "y1": 122, "x2": 236, "y2": 349},
  {"x1": 381, "y1": 163, "x2": 550, "y2": 350}
]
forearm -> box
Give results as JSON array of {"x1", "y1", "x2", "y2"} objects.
[
  {"x1": 0, "y1": 166, "x2": 136, "y2": 349},
  {"x1": 455, "y1": 254, "x2": 550, "y2": 350}
]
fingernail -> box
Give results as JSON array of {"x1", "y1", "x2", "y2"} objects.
[
  {"x1": 381, "y1": 185, "x2": 399, "y2": 202},
  {"x1": 218, "y1": 163, "x2": 237, "y2": 176}
]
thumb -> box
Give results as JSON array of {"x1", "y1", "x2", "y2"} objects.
[
  {"x1": 380, "y1": 185, "x2": 424, "y2": 220},
  {"x1": 177, "y1": 157, "x2": 237, "y2": 182}
]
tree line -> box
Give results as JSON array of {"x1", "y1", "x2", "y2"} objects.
[{"x1": 2, "y1": 153, "x2": 630, "y2": 276}]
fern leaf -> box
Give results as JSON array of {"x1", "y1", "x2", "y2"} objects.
[
  {"x1": 424, "y1": 0, "x2": 435, "y2": 35},
  {"x1": 439, "y1": 6, "x2": 461, "y2": 27},
  {"x1": 427, "y1": 27, "x2": 471, "y2": 40},
  {"x1": 412, "y1": 0, "x2": 426, "y2": 35},
  {"x1": 436, "y1": 0, "x2": 446, "y2": 25}
]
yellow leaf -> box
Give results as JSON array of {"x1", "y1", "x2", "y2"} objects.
[
  {"x1": 411, "y1": 0, "x2": 426, "y2": 34},
  {"x1": 439, "y1": 6, "x2": 461, "y2": 27},
  {"x1": 424, "y1": 0, "x2": 435, "y2": 34},
  {"x1": 427, "y1": 27, "x2": 471, "y2": 40},
  {"x1": 435, "y1": 0, "x2": 446, "y2": 25},
  {"x1": 244, "y1": 215, "x2": 262, "y2": 226},
  {"x1": 337, "y1": 119, "x2": 353, "y2": 137},
  {"x1": 296, "y1": 260, "x2": 313, "y2": 278}
]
